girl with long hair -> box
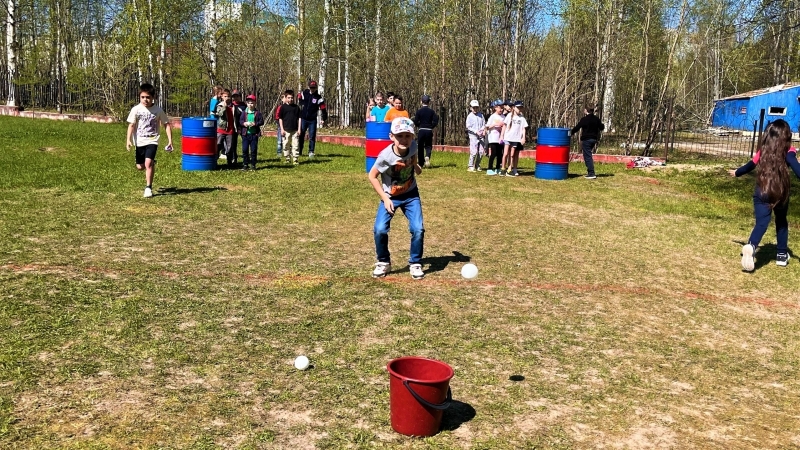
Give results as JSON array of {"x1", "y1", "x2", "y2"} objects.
[{"x1": 731, "y1": 119, "x2": 800, "y2": 271}]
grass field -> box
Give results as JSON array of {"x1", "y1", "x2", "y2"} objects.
[{"x1": 1, "y1": 115, "x2": 800, "y2": 449}]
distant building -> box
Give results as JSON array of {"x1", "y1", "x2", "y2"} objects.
[{"x1": 711, "y1": 83, "x2": 800, "y2": 133}]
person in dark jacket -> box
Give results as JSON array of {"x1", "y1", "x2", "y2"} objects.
[
  {"x1": 570, "y1": 106, "x2": 605, "y2": 179},
  {"x1": 412, "y1": 95, "x2": 439, "y2": 167},
  {"x1": 239, "y1": 94, "x2": 265, "y2": 171},
  {"x1": 297, "y1": 80, "x2": 328, "y2": 158}
]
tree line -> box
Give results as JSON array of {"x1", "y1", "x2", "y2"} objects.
[{"x1": 3, "y1": 0, "x2": 800, "y2": 151}]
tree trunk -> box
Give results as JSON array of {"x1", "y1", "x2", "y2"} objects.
[
  {"x1": 207, "y1": 0, "x2": 217, "y2": 82},
  {"x1": 373, "y1": 1, "x2": 381, "y2": 92},
  {"x1": 511, "y1": 0, "x2": 524, "y2": 97},
  {"x1": 297, "y1": 0, "x2": 306, "y2": 89},
  {"x1": 343, "y1": 0, "x2": 351, "y2": 127},
  {"x1": 159, "y1": 30, "x2": 166, "y2": 108},
  {"x1": 626, "y1": 0, "x2": 651, "y2": 155},
  {"x1": 147, "y1": 0, "x2": 154, "y2": 81},
  {"x1": 500, "y1": 0, "x2": 512, "y2": 100},
  {"x1": 6, "y1": 0, "x2": 17, "y2": 107},
  {"x1": 318, "y1": 0, "x2": 331, "y2": 95}
]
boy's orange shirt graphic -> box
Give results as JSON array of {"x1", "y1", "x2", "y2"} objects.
[{"x1": 388, "y1": 154, "x2": 418, "y2": 196}]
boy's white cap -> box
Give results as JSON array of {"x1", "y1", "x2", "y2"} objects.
[
  {"x1": 390, "y1": 117, "x2": 416, "y2": 135},
  {"x1": 470, "y1": 100, "x2": 480, "y2": 107}
]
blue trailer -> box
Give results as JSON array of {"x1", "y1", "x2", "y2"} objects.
[{"x1": 711, "y1": 83, "x2": 800, "y2": 133}]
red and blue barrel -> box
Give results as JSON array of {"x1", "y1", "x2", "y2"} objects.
[
  {"x1": 181, "y1": 117, "x2": 218, "y2": 171},
  {"x1": 535, "y1": 127, "x2": 571, "y2": 180},
  {"x1": 365, "y1": 121, "x2": 392, "y2": 172}
]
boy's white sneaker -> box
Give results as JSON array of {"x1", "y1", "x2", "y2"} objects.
[
  {"x1": 143, "y1": 187, "x2": 153, "y2": 198},
  {"x1": 409, "y1": 264, "x2": 424, "y2": 280},
  {"x1": 467, "y1": 167, "x2": 476, "y2": 172},
  {"x1": 372, "y1": 262, "x2": 391, "y2": 278},
  {"x1": 741, "y1": 244, "x2": 755, "y2": 272}
]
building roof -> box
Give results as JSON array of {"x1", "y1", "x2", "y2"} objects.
[{"x1": 717, "y1": 82, "x2": 800, "y2": 101}]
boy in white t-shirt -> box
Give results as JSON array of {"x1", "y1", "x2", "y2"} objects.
[
  {"x1": 484, "y1": 100, "x2": 505, "y2": 175},
  {"x1": 126, "y1": 83, "x2": 173, "y2": 198},
  {"x1": 500, "y1": 101, "x2": 528, "y2": 177}
]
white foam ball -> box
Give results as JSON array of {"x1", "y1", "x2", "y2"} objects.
[
  {"x1": 461, "y1": 263, "x2": 479, "y2": 279},
  {"x1": 294, "y1": 355, "x2": 310, "y2": 370}
]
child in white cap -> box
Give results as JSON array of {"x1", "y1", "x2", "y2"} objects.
[
  {"x1": 466, "y1": 100, "x2": 486, "y2": 171},
  {"x1": 368, "y1": 117, "x2": 426, "y2": 280}
]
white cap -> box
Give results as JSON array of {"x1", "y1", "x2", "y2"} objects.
[
  {"x1": 390, "y1": 117, "x2": 416, "y2": 135},
  {"x1": 469, "y1": 100, "x2": 480, "y2": 107}
]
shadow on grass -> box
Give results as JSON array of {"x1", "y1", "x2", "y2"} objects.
[
  {"x1": 421, "y1": 251, "x2": 471, "y2": 274},
  {"x1": 157, "y1": 186, "x2": 228, "y2": 196},
  {"x1": 440, "y1": 400, "x2": 477, "y2": 432},
  {"x1": 425, "y1": 163, "x2": 458, "y2": 169},
  {"x1": 731, "y1": 240, "x2": 795, "y2": 271}
]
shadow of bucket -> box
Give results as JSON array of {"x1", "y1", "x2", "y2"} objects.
[{"x1": 387, "y1": 356, "x2": 454, "y2": 437}]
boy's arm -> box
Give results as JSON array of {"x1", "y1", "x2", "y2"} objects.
[
  {"x1": 279, "y1": 118, "x2": 285, "y2": 135},
  {"x1": 164, "y1": 123, "x2": 173, "y2": 149},
  {"x1": 368, "y1": 165, "x2": 395, "y2": 215},
  {"x1": 126, "y1": 123, "x2": 135, "y2": 150},
  {"x1": 786, "y1": 148, "x2": 800, "y2": 179}
]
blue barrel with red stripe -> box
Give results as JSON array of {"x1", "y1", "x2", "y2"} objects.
[
  {"x1": 181, "y1": 117, "x2": 217, "y2": 171},
  {"x1": 365, "y1": 122, "x2": 393, "y2": 172},
  {"x1": 535, "y1": 127, "x2": 571, "y2": 180}
]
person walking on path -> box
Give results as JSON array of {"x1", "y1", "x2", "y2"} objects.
[
  {"x1": 412, "y1": 95, "x2": 439, "y2": 167},
  {"x1": 570, "y1": 106, "x2": 605, "y2": 179},
  {"x1": 297, "y1": 80, "x2": 328, "y2": 159},
  {"x1": 465, "y1": 100, "x2": 486, "y2": 172},
  {"x1": 730, "y1": 119, "x2": 800, "y2": 271}
]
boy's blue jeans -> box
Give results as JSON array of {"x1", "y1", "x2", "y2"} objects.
[
  {"x1": 374, "y1": 195, "x2": 424, "y2": 265},
  {"x1": 299, "y1": 118, "x2": 317, "y2": 155},
  {"x1": 241, "y1": 134, "x2": 259, "y2": 167},
  {"x1": 276, "y1": 128, "x2": 283, "y2": 155},
  {"x1": 749, "y1": 188, "x2": 789, "y2": 253},
  {"x1": 581, "y1": 139, "x2": 596, "y2": 176}
]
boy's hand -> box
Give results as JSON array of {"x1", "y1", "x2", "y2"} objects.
[
  {"x1": 126, "y1": 141, "x2": 132, "y2": 151},
  {"x1": 383, "y1": 198, "x2": 395, "y2": 215},
  {"x1": 728, "y1": 169, "x2": 737, "y2": 177}
]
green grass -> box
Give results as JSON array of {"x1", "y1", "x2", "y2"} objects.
[{"x1": 1, "y1": 115, "x2": 800, "y2": 449}]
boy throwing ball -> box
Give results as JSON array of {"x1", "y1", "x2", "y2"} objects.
[
  {"x1": 126, "y1": 83, "x2": 173, "y2": 198},
  {"x1": 369, "y1": 117, "x2": 425, "y2": 280}
]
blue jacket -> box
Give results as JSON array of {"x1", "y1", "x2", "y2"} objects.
[{"x1": 297, "y1": 89, "x2": 328, "y2": 122}]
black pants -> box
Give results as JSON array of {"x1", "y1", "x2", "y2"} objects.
[
  {"x1": 418, "y1": 129, "x2": 434, "y2": 159},
  {"x1": 487, "y1": 143, "x2": 503, "y2": 171}
]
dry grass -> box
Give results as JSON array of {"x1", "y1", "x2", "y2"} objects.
[{"x1": 1, "y1": 116, "x2": 800, "y2": 449}]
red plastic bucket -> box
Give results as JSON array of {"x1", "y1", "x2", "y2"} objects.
[{"x1": 387, "y1": 356, "x2": 453, "y2": 437}]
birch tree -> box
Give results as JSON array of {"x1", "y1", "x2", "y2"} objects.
[{"x1": 5, "y1": 0, "x2": 17, "y2": 106}]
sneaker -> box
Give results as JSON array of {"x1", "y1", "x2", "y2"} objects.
[
  {"x1": 467, "y1": 167, "x2": 476, "y2": 172},
  {"x1": 585, "y1": 174, "x2": 597, "y2": 179},
  {"x1": 409, "y1": 263, "x2": 424, "y2": 280},
  {"x1": 241, "y1": 165, "x2": 249, "y2": 171},
  {"x1": 308, "y1": 152, "x2": 315, "y2": 159},
  {"x1": 293, "y1": 159, "x2": 299, "y2": 166},
  {"x1": 476, "y1": 166, "x2": 482, "y2": 172},
  {"x1": 511, "y1": 169, "x2": 519, "y2": 177},
  {"x1": 499, "y1": 170, "x2": 507, "y2": 177},
  {"x1": 741, "y1": 244, "x2": 755, "y2": 272},
  {"x1": 251, "y1": 165, "x2": 257, "y2": 171},
  {"x1": 777, "y1": 252, "x2": 790, "y2": 267},
  {"x1": 424, "y1": 156, "x2": 430, "y2": 168},
  {"x1": 143, "y1": 187, "x2": 153, "y2": 198},
  {"x1": 486, "y1": 169, "x2": 496, "y2": 176},
  {"x1": 372, "y1": 262, "x2": 391, "y2": 278},
  {"x1": 219, "y1": 153, "x2": 227, "y2": 160},
  {"x1": 285, "y1": 159, "x2": 291, "y2": 164}
]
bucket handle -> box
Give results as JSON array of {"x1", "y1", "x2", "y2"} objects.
[{"x1": 403, "y1": 380, "x2": 452, "y2": 410}]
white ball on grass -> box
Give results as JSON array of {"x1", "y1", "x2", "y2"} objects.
[
  {"x1": 294, "y1": 355, "x2": 310, "y2": 370},
  {"x1": 461, "y1": 263, "x2": 479, "y2": 279}
]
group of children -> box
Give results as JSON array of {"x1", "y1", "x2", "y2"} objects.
[
  {"x1": 126, "y1": 82, "x2": 800, "y2": 275},
  {"x1": 465, "y1": 99, "x2": 529, "y2": 177},
  {"x1": 209, "y1": 86, "x2": 265, "y2": 170}
]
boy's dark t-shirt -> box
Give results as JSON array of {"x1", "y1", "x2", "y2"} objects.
[{"x1": 279, "y1": 104, "x2": 301, "y2": 133}]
